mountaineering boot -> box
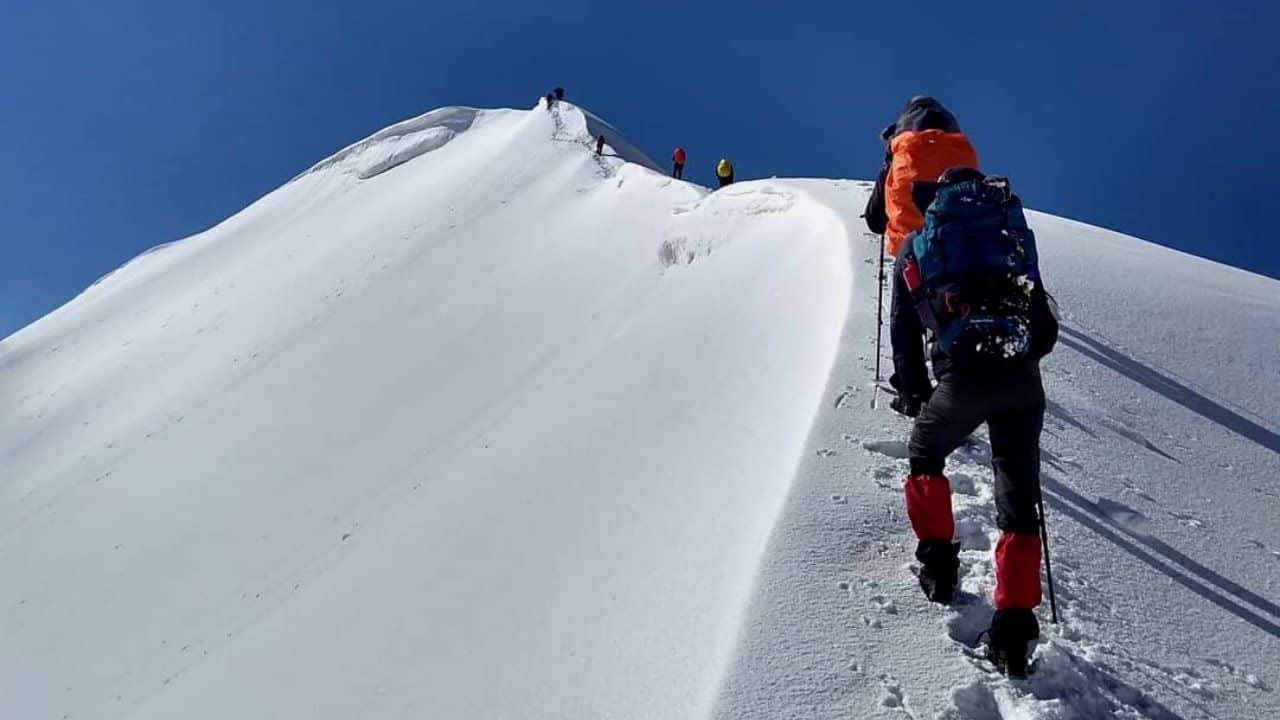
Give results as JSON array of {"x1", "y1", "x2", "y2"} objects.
[
  {"x1": 985, "y1": 608, "x2": 1040, "y2": 678},
  {"x1": 915, "y1": 540, "x2": 960, "y2": 603}
]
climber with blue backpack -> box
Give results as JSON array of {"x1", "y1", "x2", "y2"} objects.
[{"x1": 888, "y1": 167, "x2": 1059, "y2": 678}]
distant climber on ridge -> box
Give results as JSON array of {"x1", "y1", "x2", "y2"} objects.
[
  {"x1": 554, "y1": 87, "x2": 564, "y2": 101},
  {"x1": 888, "y1": 168, "x2": 1059, "y2": 678},
  {"x1": 671, "y1": 146, "x2": 687, "y2": 179},
  {"x1": 596, "y1": 134, "x2": 606, "y2": 156},
  {"x1": 863, "y1": 96, "x2": 978, "y2": 256},
  {"x1": 715, "y1": 158, "x2": 734, "y2": 187}
]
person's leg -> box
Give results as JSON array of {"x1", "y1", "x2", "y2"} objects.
[
  {"x1": 906, "y1": 376, "x2": 986, "y2": 600},
  {"x1": 984, "y1": 366, "x2": 1046, "y2": 676},
  {"x1": 987, "y1": 370, "x2": 1045, "y2": 611},
  {"x1": 906, "y1": 377, "x2": 986, "y2": 540}
]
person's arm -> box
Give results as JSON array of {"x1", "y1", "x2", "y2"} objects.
[{"x1": 864, "y1": 154, "x2": 890, "y2": 235}]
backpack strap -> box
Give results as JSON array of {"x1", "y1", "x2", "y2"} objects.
[{"x1": 902, "y1": 251, "x2": 942, "y2": 336}]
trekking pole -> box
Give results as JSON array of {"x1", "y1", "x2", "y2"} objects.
[
  {"x1": 871, "y1": 233, "x2": 886, "y2": 409},
  {"x1": 1037, "y1": 485, "x2": 1059, "y2": 624}
]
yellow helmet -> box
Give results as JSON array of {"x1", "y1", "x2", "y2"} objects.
[{"x1": 716, "y1": 158, "x2": 733, "y2": 177}]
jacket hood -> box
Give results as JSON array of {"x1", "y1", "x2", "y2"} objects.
[{"x1": 881, "y1": 96, "x2": 961, "y2": 145}]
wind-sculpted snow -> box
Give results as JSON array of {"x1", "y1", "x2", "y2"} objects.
[
  {"x1": 0, "y1": 105, "x2": 851, "y2": 719},
  {"x1": 660, "y1": 184, "x2": 799, "y2": 267},
  {"x1": 579, "y1": 105, "x2": 662, "y2": 172},
  {"x1": 296, "y1": 105, "x2": 483, "y2": 179}
]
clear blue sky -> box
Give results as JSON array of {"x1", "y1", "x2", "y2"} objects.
[{"x1": 3, "y1": 1, "x2": 1278, "y2": 338}]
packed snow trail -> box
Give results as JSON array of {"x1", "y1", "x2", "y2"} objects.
[
  {"x1": 3, "y1": 100, "x2": 1279, "y2": 719},
  {"x1": 712, "y1": 185, "x2": 1280, "y2": 719}
]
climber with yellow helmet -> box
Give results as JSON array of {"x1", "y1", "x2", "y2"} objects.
[{"x1": 715, "y1": 158, "x2": 734, "y2": 187}]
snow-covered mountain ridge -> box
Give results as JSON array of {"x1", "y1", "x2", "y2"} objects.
[{"x1": 2, "y1": 101, "x2": 1277, "y2": 719}]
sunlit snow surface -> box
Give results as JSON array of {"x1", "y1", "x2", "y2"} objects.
[{"x1": 3, "y1": 101, "x2": 1277, "y2": 719}]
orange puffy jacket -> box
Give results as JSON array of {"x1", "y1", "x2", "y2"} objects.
[
  {"x1": 885, "y1": 129, "x2": 979, "y2": 256},
  {"x1": 672, "y1": 147, "x2": 686, "y2": 164}
]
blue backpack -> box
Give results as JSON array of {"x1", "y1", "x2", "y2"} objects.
[{"x1": 902, "y1": 173, "x2": 1040, "y2": 367}]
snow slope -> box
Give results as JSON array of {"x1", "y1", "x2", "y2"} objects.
[
  {"x1": 0, "y1": 101, "x2": 850, "y2": 719},
  {"x1": 3, "y1": 99, "x2": 1278, "y2": 719},
  {"x1": 714, "y1": 198, "x2": 1280, "y2": 719}
]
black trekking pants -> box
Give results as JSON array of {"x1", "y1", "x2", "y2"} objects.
[
  {"x1": 908, "y1": 363, "x2": 1046, "y2": 535},
  {"x1": 673, "y1": 162, "x2": 684, "y2": 179}
]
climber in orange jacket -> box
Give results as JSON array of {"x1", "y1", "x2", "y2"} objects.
[{"x1": 864, "y1": 97, "x2": 978, "y2": 256}]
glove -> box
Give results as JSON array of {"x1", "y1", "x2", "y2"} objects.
[
  {"x1": 890, "y1": 393, "x2": 924, "y2": 418},
  {"x1": 888, "y1": 373, "x2": 904, "y2": 395},
  {"x1": 889, "y1": 384, "x2": 933, "y2": 418}
]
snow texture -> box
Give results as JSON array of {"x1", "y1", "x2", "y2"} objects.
[{"x1": 2, "y1": 102, "x2": 1278, "y2": 720}]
